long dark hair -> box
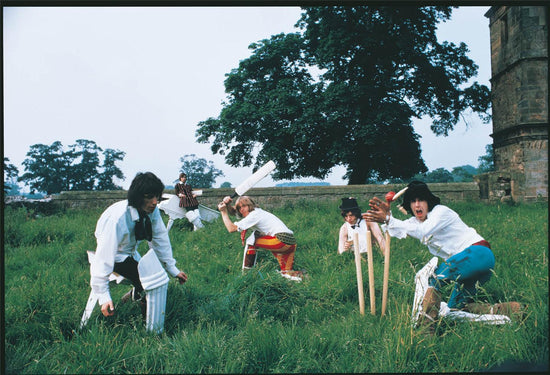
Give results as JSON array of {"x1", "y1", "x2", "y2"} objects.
[
  {"x1": 402, "y1": 181, "x2": 441, "y2": 215},
  {"x1": 341, "y1": 207, "x2": 362, "y2": 219},
  {"x1": 127, "y1": 172, "x2": 164, "y2": 209}
]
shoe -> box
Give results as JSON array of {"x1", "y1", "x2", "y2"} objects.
[
  {"x1": 417, "y1": 287, "x2": 441, "y2": 335},
  {"x1": 464, "y1": 302, "x2": 525, "y2": 318},
  {"x1": 120, "y1": 288, "x2": 135, "y2": 304},
  {"x1": 278, "y1": 270, "x2": 303, "y2": 282}
]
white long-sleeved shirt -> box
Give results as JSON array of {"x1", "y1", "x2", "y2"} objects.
[
  {"x1": 338, "y1": 219, "x2": 386, "y2": 254},
  {"x1": 386, "y1": 204, "x2": 484, "y2": 260},
  {"x1": 91, "y1": 200, "x2": 181, "y2": 305},
  {"x1": 234, "y1": 208, "x2": 292, "y2": 246}
]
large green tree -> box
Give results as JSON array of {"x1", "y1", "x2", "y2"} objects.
[
  {"x1": 68, "y1": 139, "x2": 102, "y2": 191},
  {"x1": 196, "y1": 6, "x2": 491, "y2": 184},
  {"x1": 97, "y1": 148, "x2": 126, "y2": 190},
  {"x1": 20, "y1": 141, "x2": 72, "y2": 194},
  {"x1": 178, "y1": 154, "x2": 224, "y2": 189}
]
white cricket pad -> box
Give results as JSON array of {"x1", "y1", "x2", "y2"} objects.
[
  {"x1": 158, "y1": 194, "x2": 186, "y2": 219},
  {"x1": 185, "y1": 209, "x2": 200, "y2": 222},
  {"x1": 439, "y1": 302, "x2": 511, "y2": 325},
  {"x1": 138, "y1": 249, "x2": 170, "y2": 334},
  {"x1": 198, "y1": 205, "x2": 220, "y2": 222},
  {"x1": 159, "y1": 194, "x2": 219, "y2": 224},
  {"x1": 412, "y1": 257, "x2": 438, "y2": 327},
  {"x1": 411, "y1": 257, "x2": 511, "y2": 326},
  {"x1": 80, "y1": 292, "x2": 99, "y2": 329},
  {"x1": 145, "y1": 283, "x2": 168, "y2": 334},
  {"x1": 138, "y1": 249, "x2": 169, "y2": 291}
]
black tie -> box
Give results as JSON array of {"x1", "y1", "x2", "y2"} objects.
[{"x1": 135, "y1": 212, "x2": 152, "y2": 241}]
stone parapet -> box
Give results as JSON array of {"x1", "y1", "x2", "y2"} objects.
[{"x1": 42, "y1": 183, "x2": 482, "y2": 212}]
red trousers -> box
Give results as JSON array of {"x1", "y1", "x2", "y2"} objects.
[{"x1": 245, "y1": 235, "x2": 296, "y2": 271}]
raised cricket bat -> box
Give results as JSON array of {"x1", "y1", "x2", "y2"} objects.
[
  {"x1": 231, "y1": 160, "x2": 276, "y2": 198},
  {"x1": 392, "y1": 186, "x2": 408, "y2": 201}
]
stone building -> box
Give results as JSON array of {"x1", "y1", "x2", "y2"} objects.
[{"x1": 482, "y1": 6, "x2": 548, "y2": 202}]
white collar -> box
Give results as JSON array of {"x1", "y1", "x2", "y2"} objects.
[{"x1": 128, "y1": 203, "x2": 140, "y2": 222}]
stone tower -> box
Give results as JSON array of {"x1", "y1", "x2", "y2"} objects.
[{"x1": 483, "y1": 6, "x2": 548, "y2": 201}]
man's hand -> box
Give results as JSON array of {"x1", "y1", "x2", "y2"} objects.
[
  {"x1": 344, "y1": 240, "x2": 353, "y2": 251},
  {"x1": 101, "y1": 301, "x2": 115, "y2": 317},
  {"x1": 218, "y1": 196, "x2": 233, "y2": 212},
  {"x1": 176, "y1": 271, "x2": 188, "y2": 285},
  {"x1": 362, "y1": 197, "x2": 390, "y2": 223}
]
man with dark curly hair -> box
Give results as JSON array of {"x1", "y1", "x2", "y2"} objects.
[
  {"x1": 364, "y1": 180, "x2": 522, "y2": 333},
  {"x1": 89, "y1": 172, "x2": 187, "y2": 329}
]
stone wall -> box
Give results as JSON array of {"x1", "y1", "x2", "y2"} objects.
[{"x1": 49, "y1": 183, "x2": 482, "y2": 212}]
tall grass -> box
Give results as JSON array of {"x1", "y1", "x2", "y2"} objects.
[{"x1": 4, "y1": 199, "x2": 548, "y2": 373}]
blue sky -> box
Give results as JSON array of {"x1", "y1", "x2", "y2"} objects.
[{"x1": 4, "y1": 6, "x2": 492, "y2": 190}]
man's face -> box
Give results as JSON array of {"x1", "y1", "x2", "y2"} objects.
[
  {"x1": 344, "y1": 211, "x2": 358, "y2": 225},
  {"x1": 236, "y1": 202, "x2": 251, "y2": 217},
  {"x1": 410, "y1": 198, "x2": 428, "y2": 222},
  {"x1": 141, "y1": 194, "x2": 159, "y2": 214}
]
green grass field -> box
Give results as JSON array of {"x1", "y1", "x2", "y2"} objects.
[{"x1": 3, "y1": 199, "x2": 548, "y2": 373}]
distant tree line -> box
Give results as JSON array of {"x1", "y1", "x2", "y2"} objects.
[
  {"x1": 3, "y1": 139, "x2": 125, "y2": 195},
  {"x1": 380, "y1": 144, "x2": 495, "y2": 184},
  {"x1": 4, "y1": 142, "x2": 494, "y2": 195},
  {"x1": 4, "y1": 144, "x2": 226, "y2": 196}
]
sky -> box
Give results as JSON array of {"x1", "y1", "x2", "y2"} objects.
[{"x1": 3, "y1": 5, "x2": 493, "y2": 191}]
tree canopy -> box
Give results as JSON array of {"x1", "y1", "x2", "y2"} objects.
[
  {"x1": 178, "y1": 154, "x2": 224, "y2": 189},
  {"x1": 4, "y1": 157, "x2": 19, "y2": 194},
  {"x1": 18, "y1": 140, "x2": 125, "y2": 194},
  {"x1": 196, "y1": 6, "x2": 491, "y2": 184}
]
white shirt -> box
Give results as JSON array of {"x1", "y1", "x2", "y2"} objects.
[
  {"x1": 386, "y1": 204, "x2": 484, "y2": 260},
  {"x1": 339, "y1": 220, "x2": 368, "y2": 254},
  {"x1": 338, "y1": 219, "x2": 386, "y2": 254},
  {"x1": 91, "y1": 200, "x2": 181, "y2": 305},
  {"x1": 234, "y1": 208, "x2": 292, "y2": 246}
]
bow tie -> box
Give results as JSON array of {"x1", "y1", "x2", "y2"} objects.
[{"x1": 135, "y1": 212, "x2": 152, "y2": 241}]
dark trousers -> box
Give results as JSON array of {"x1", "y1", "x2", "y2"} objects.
[{"x1": 113, "y1": 256, "x2": 144, "y2": 299}]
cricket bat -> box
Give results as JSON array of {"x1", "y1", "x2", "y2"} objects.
[{"x1": 231, "y1": 160, "x2": 276, "y2": 198}]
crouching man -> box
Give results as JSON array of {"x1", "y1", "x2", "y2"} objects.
[
  {"x1": 89, "y1": 172, "x2": 187, "y2": 333},
  {"x1": 364, "y1": 181, "x2": 522, "y2": 334},
  {"x1": 218, "y1": 195, "x2": 303, "y2": 281}
]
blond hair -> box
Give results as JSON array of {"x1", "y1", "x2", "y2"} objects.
[{"x1": 234, "y1": 196, "x2": 257, "y2": 218}]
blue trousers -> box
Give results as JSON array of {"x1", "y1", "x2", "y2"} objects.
[{"x1": 429, "y1": 245, "x2": 495, "y2": 309}]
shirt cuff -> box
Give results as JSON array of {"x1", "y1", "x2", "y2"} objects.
[
  {"x1": 165, "y1": 265, "x2": 181, "y2": 278},
  {"x1": 97, "y1": 292, "x2": 112, "y2": 306}
]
